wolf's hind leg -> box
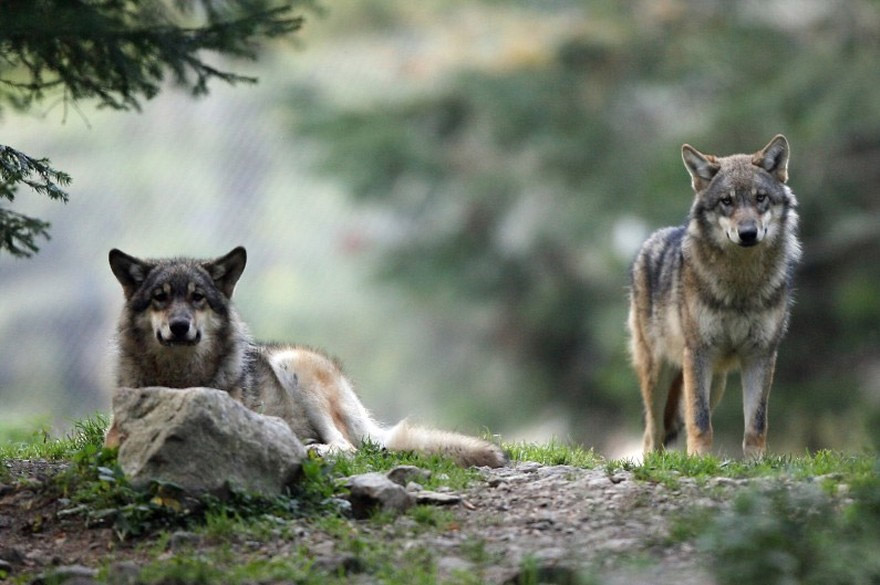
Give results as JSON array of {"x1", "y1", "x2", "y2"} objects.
[
  {"x1": 268, "y1": 348, "x2": 360, "y2": 452},
  {"x1": 662, "y1": 370, "x2": 684, "y2": 447},
  {"x1": 635, "y1": 337, "x2": 675, "y2": 454},
  {"x1": 306, "y1": 441, "x2": 356, "y2": 458},
  {"x1": 643, "y1": 362, "x2": 678, "y2": 453}
]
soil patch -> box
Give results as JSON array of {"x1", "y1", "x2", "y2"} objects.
[{"x1": 1, "y1": 459, "x2": 750, "y2": 584}]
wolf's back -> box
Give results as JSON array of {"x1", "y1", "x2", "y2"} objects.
[
  {"x1": 631, "y1": 226, "x2": 685, "y2": 298},
  {"x1": 383, "y1": 420, "x2": 507, "y2": 468}
]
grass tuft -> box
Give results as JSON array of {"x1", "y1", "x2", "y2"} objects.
[
  {"x1": 505, "y1": 438, "x2": 601, "y2": 468},
  {"x1": 0, "y1": 412, "x2": 108, "y2": 460},
  {"x1": 606, "y1": 449, "x2": 877, "y2": 489}
]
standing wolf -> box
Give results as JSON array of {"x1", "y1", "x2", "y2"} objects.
[
  {"x1": 628, "y1": 135, "x2": 801, "y2": 458},
  {"x1": 107, "y1": 246, "x2": 506, "y2": 467}
]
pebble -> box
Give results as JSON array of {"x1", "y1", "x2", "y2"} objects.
[
  {"x1": 106, "y1": 561, "x2": 140, "y2": 585},
  {"x1": 386, "y1": 465, "x2": 431, "y2": 487},
  {"x1": 415, "y1": 490, "x2": 462, "y2": 506},
  {"x1": 169, "y1": 531, "x2": 200, "y2": 549},
  {"x1": 436, "y1": 556, "x2": 473, "y2": 574},
  {"x1": 33, "y1": 564, "x2": 98, "y2": 584}
]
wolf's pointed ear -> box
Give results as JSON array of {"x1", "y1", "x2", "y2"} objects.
[
  {"x1": 682, "y1": 144, "x2": 720, "y2": 192},
  {"x1": 109, "y1": 249, "x2": 154, "y2": 298},
  {"x1": 753, "y1": 134, "x2": 789, "y2": 183},
  {"x1": 203, "y1": 246, "x2": 247, "y2": 298}
]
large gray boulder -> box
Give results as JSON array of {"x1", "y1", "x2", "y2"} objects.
[{"x1": 111, "y1": 386, "x2": 306, "y2": 497}]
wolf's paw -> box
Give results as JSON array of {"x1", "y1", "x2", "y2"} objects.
[{"x1": 306, "y1": 440, "x2": 357, "y2": 459}]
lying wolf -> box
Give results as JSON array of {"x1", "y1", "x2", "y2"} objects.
[{"x1": 106, "y1": 246, "x2": 506, "y2": 467}]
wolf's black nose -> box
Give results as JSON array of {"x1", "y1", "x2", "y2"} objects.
[
  {"x1": 169, "y1": 319, "x2": 191, "y2": 338},
  {"x1": 738, "y1": 224, "x2": 759, "y2": 246}
]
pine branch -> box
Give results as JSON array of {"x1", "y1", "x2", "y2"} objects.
[
  {"x1": 0, "y1": 144, "x2": 71, "y2": 257},
  {"x1": 0, "y1": 1, "x2": 308, "y2": 112},
  {"x1": 0, "y1": 145, "x2": 71, "y2": 203},
  {"x1": 0, "y1": 207, "x2": 53, "y2": 258}
]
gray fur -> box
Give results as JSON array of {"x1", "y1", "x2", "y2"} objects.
[
  {"x1": 108, "y1": 247, "x2": 507, "y2": 468},
  {"x1": 628, "y1": 135, "x2": 801, "y2": 458}
]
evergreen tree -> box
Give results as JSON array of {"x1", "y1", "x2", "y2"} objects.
[{"x1": 0, "y1": 0, "x2": 311, "y2": 257}]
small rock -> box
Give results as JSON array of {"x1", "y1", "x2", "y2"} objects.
[
  {"x1": 0, "y1": 559, "x2": 12, "y2": 576},
  {"x1": 533, "y1": 547, "x2": 568, "y2": 562},
  {"x1": 708, "y1": 477, "x2": 739, "y2": 489},
  {"x1": 608, "y1": 472, "x2": 628, "y2": 484},
  {"x1": 105, "y1": 561, "x2": 140, "y2": 585},
  {"x1": 516, "y1": 462, "x2": 542, "y2": 473},
  {"x1": 169, "y1": 531, "x2": 200, "y2": 549},
  {"x1": 25, "y1": 548, "x2": 51, "y2": 565},
  {"x1": 347, "y1": 472, "x2": 414, "y2": 519},
  {"x1": 813, "y1": 473, "x2": 843, "y2": 483},
  {"x1": 33, "y1": 565, "x2": 98, "y2": 585},
  {"x1": 415, "y1": 490, "x2": 462, "y2": 506},
  {"x1": 57, "y1": 504, "x2": 89, "y2": 518},
  {"x1": 325, "y1": 497, "x2": 352, "y2": 517},
  {"x1": 386, "y1": 465, "x2": 431, "y2": 487},
  {"x1": 436, "y1": 556, "x2": 473, "y2": 574},
  {"x1": 502, "y1": 563, "x2": 579, "y2": 585},
  {"x1": 312, "y1": 554, "x2": 365, "y2": 575}
]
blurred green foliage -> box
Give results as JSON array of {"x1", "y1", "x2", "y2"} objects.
[
  {"x1": 702, "y1": 475, "x2": 880, "y2": 585},
  {"x1": 292, "y1": 0, "x2": 880, "y2": 451}
]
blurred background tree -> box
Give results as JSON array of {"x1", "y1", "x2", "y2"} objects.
[
  {"x1": 0, "y1": 0, "x2": 309, "y2": 256},
  {"x1": 1, "y1": 0, "x2": 877, "y2": 456},
  {"x1": 291, "y1": 0, "x2": 880, "y2": 451}
]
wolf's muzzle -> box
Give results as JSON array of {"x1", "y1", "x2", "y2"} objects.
[
  {"x1": 737, "y1": 222, "x2": 760, "y2": 247},
  {"x1": 158, "y1": 317, "x2": 201, "y2": 346},
  {"x1": 736, "y1": 221, "x2": 763, "y2": 248}
]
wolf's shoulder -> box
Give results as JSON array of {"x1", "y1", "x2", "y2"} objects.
[{"x1": 634, "y1": 224, "x2": 686, "y2": 266}]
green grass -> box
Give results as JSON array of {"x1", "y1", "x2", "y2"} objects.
[
  {"x1": 0, "y1": 413, "x2": 108, "y2": 460},
  {"x1": 328, "y1": 439, "x2": 481, "y2": 491},
  {"x1": 505, "y1": 438, "x2": 602, "y2": 467},
  {"x1": 3, "y1": 417, "x2": 879, "y2": 585},
  {"x1": 607, "y1": 449, "x2": 877, "y2": 490}
]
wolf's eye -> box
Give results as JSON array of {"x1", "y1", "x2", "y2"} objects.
[
  {"x1": 719, "y1": 196, "x2": 733, "y2": 206},
  {"x1": 191, "y1": 291, "x2": 205, "y2": 303},
  {"x1": 152, "y1": 290, "x2": 168, "y2": 303},
  {"x1": 756, "y1": 192, "x2": 767, "y2": 203}
]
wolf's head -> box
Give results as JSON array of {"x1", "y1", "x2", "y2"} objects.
[
  {"x1": 109, "y1": 247, "x2": 247, "y2": 349},
  {"x1": 682, "y1": 135, "x2": 796, "y2": 249}
]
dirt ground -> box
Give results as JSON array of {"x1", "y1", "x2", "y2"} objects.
[{"x1": 0, "y1": 459, "x2": 734, "y2": 584}]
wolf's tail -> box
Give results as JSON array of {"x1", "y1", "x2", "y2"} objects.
[{"x1": 381, "y1": 420, "x2": 507, "y2": 468}]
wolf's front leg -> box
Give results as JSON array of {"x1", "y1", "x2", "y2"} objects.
[
  {"x1": 307, "y1": 440, "x2": 356, "y2": 458},
  {"x1": 741, "y1": 351, "x2": 777, "y2": 459},
  {"x1": 683, "y1": 347, "x2": 714, "y2": 455}
]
